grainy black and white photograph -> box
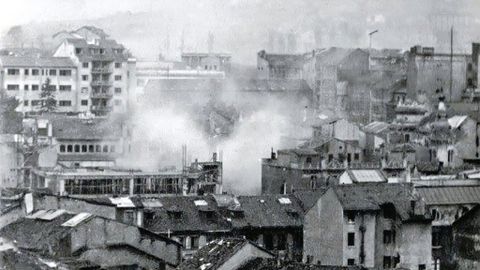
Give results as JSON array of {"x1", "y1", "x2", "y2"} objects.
[{"x1": 0, "y1": 0, "x2": 480, "y2": 269}]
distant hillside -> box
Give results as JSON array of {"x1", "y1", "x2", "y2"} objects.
[{"x1": 2, "y1": 0, "x2": 480, "y2": 64}]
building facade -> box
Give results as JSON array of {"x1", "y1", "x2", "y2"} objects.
[{"x1": 53, "y1": 38, "x2": 136, "y2": 116}]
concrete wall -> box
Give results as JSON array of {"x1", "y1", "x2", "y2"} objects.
[
  {"x1": 407, "y1": 53, "x2": 468, "y2": 102},
  {"x1": 72, "y1": 217, "x2": 180, "y2": 266},
  {"x1": 317, "y1": 189, "x2": 344, "y2": 266},
  {"x1": 398, "y1": 222, "x2": 432, "y2": 270},
  {"x1": 303, "y1": 199, "x2": 322, "y2": 263},
  {"x1": 0, "y1": 206, "x2": 24, "y2": 229}
]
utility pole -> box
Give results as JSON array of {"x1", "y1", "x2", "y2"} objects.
[
  {"x1": 449, "y1": 26, "x2": 454, "y2": 102},
  {"x1": 368, "y1": 30, "x2": 378, "y2": 123}
]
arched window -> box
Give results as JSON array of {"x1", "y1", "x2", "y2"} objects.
[
  {"x1": 74, "y1": 144, "x2": 80, "y2": 152},
  {"x1": 59, "y1": 145, "x2": 66, "y2": 153},
  {"x1": 67, "y1": 145, "x2": 73, "y2": 152}
]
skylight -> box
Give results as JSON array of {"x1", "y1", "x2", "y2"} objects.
[
  {"x1": 194, "y1": 200, "x2": 208, "y2": 206},
  {"x1": 278, "y1": 197, "x2": 292, "y2": 204}
]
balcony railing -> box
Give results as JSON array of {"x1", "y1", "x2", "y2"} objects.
[
  {"x1": 91, "y1": 67, "x2": 112, "y2": 73},
  {"x1": 91, "y1": 80, "x2": 112, "y2": 87},
  {"x1": 91, "y1": 91, "x2": 113, "y2": 99},
  {"x1": 90, "y1": 105, "x2": 113, "y2": 112}
]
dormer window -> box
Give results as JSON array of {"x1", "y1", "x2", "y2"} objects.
[{"x1": 75, "y1": 48, "x2": 82, "y2": 54}]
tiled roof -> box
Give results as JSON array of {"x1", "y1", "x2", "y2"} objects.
[
  {"x1": 0, "y1": 212, "x2": 77, "y2": 251},
  {"x1": 293, "y1": 189, "x2": 329, "y2": 212},
  {"x1": 32, "y1": 114, "x2": 124, "y2": 140},
  {"x1": 226, "y1": 194, "x2": 304, "y2": 229},
  {"x1": 333, "y1": 183, "x2": 425, "y2": 221},
  {"x1": 238, "y1": 258, "x2": 363, "y2": 270},
  {"x1": 315, "y1": 47, "x2": 359, "y2": 66},
  {"x1": 278, "y1": 148, "x2": 318, "y2": 156},
  {"x1": 363, "y1": 121, "x2": 390, "y2": 134},
  {"x1": 74, "y1": 26, "x2": 109, "y2": 38},
  {"x1": 143, "y1": 196, "x2": 231, "y2": 233},
  {"x1": 416, "y1": 186, "x2": 480, "y2": 205},
  {"x1": 179, "y1": 238, "x2": 273, "y2": 270},
  {"x1": 64, "y1": 38, "x2": 127, "y2": 62},
  {"x1": 0, "y1": 56, "x2": 75, "y2": 68}
]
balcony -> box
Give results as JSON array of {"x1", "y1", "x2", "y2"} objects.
[
  {"x1": 91, "y1": 67, "x2": 112, "y2": 73},
  {"x1": 91, "y1": 80, "x2": 112, "y2": 87},
  {"x1": 90, "y1": 105, "x2": 113, "y2": 112},
  {"x1": 91, "y1": 90, "x2": 113, "y2": 99}
]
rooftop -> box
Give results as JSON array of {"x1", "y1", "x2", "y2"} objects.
[
  {"x1": 416, "y1": 185, "x2": 480, "y2": 205},
  {"x1": 178, "y1": 238, "x2": 273, "y2": 270},
  {"x1": 333, "y1": 183, "x2": 427, "y2": 221},
  {"x1": 0, "y1": 56, "x2": 76, "y2": 68}
]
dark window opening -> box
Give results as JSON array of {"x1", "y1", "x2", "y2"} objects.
[
  {"x1": 60, "y1": 145, "x2": 66, "y2": 152},
  {"x1": 347, "y1": 259, "x2": 355, "y2": 266},
  {"x1": 67, "y1": 145, "x2": 73, "y2": 153},
  {"x1": 347, "y1": 232, "x2": 355, "y2": 246},
  {"x1": 74, "y1": 145, "x2": 80, "y2": 153}
]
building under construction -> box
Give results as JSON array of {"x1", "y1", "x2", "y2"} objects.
[{"x1": 28, "y1": 153, "x2": 222, "y2": 197}]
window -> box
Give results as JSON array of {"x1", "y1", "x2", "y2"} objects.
[
  {"x1": 124, "y1": 211, "x2": 135, "y2": 225},
  {"x1": 81, "y1": 100, "x2": 88, "y2": 106},
  {"x1": 114, "y1": 99, "x2": 122, "y2": 106},
  {"x1": 354, "y1": 153, "x2": 360, "y2": 161},
  {"x1": 418, "y1": 264, "x2": 426, "y2": 270},
  {"x1": 347, "y1": 232, "x2": 355, "y2": 246},
  {"x1": 67, "y1": 145, "x2": 73, "y2": 153},
  {"x1": 345, "y1": 211, "x2": 355, "y2": 224},
  {"x1": 60, "y1": 145, "x2": 66, "y2": 153},
  {"x1": 24, "y1": 85, "x2": 29, "y2": 90},
  {"x1": 82, "y1": 62, "x2": 89, "y2": 68},
  {"x1": 191, "y1": 236, "x2": 200, "y2": 249},
  {"x1": 81, "y1": 145, "x2": 87, "y2": 153},
  {"x1": 59, "y1": 85, "x2": 72, "y2": 91},
  {"x1": 115, "y1": 62, "x2": 121, "y2": 68},
  {"x1": 383, "y1": 256, "x2": 392, "y2": 269},
  {"x1": 88, "y1": 145, "x2": 94, "y2": 152},
  {"x1": 75, "y1": 48, "x2": 82, "y2": 54},
  {"x1": 82, "y1": 75, "x2": 89, "y2": 81},
  {"x1": 59, "y1": 70, "x2": 72, "y2": 76},
  {"x1": 74, "y1": 145, "x2": 80, "y2": 153},
  {"x1": 468, "y1": 63, "x2": 473, "y2": 71},
  {"x1": 7, "y1": 69, "x2": 19, "y2": 75},
  {"x1": 347, "y1": 259, "x2": 355, "y2": 266},
  {"x1": 32, "y1": 85, "x2": 39, "y2": 91},
  {"x1": 32, "y1": 69, "x2": 39, "y2": 75},
  {"x1": 7, "y1": 84, "x2": 19, "y2": 90},
  {"x1": 49, "y1": 69, "x2": 56, "y2": 76},
  {"x1": 23, "y1": 100, "x2": 29, "y2": 106},
  {"x1": 99, "y1": 49, "x2": 105, "y2": 54},
  {"x1": 24, "y1": 69, "x2": 29, "y2": 75},
  {"x1": 383, "y1": 230, "x2": 395, "y2": 244},
  {"x1": 59, "y1": 100, "x2": 72, "y2": 106},
  {"x1": 204, "y1": 65, "x2": 208, "y2": 70},
  {"x1": 81, "y1": 87, "x2": 88, "y2": 94},
  {"x1": 432, "y1": 231, "x2": 441, "y2": 247},
  {"x1": 110, "y1": 145, "x2": 116, "y2": 153},
  {"x1": 115, "y1": 75, "x2": 122, "y2": 81},
  {"x1": 103, "y1": 145, "x2": 109, "y2": 153},
  {"x1": 405, "y1": 134, "x2": 410, "y2": 142},
  {"x1": 448, "y1": 149, "x2": 454, "y2": 163},
  {"x1": 115, "y1": 87, "x2": 122, "y2": 94},
  {"x1": 31, "y1": 100, "x2": 41, "y2": 106},
  {"x1": 95, "y1": 145, "x2": 101, "y2": 152}
]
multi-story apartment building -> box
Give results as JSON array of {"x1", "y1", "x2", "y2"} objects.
[
  {"x1": 53, "y1": 37, "x2": 136, "y2": 116},
  {"x1": 302, "y1": 183, "x2": 433, "y2": 270},
  {"x1": 0, "y1": 56, "x2": 78, "y2": 114}
]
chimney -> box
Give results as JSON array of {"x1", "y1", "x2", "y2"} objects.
[
  {"x1": 212, "y1": 152, "x2": 217, "y2": 162},
  {"x1": 271, "y1": 148, "x2": 276, "y2": 160}
]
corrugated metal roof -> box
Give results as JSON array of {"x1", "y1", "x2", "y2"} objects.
[{"x1": 416, "y1": 186, "x2": 480, "y2": 205}]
